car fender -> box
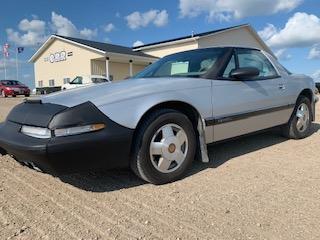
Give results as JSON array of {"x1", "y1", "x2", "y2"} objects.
[{"x1": 97, "y1": 87, "x2": 212, "y2": 130}]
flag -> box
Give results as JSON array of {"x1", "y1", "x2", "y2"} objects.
[
  {"x1": 17, "y1": 47, "x2": 24, "y2": 54},
  {"x1": 3, "y1": 43, "x2": 9, "y2": 58}
]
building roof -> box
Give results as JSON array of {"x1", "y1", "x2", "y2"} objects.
[
  {"x1": 55, "y1": 35, "x2": 156, "y2": 58},
  {"x1": 132, "y1": 24, "x2": 249, "y2": 50},
  {"x1": 29, "y1": 35, "x2": 157, "y2": 62},
  {"x1": 132, "y1": 24, "x2": 275, "y2": 58}
]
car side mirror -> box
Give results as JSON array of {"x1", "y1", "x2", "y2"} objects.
[{"x1": 230, "y1": 67, "x2": 260, "y2": 80}]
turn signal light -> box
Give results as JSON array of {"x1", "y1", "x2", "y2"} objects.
[{"x1": 54, "y1": 124, "x2": 105, "y2": 137}]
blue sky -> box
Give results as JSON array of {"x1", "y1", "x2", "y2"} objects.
[{"x1": 1, "y1": 0, "x2": 320, "y2": 88}]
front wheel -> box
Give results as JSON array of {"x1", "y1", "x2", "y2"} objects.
[
  {"x1": 281, "y1": 96, "x2": 312, "y2": 139},
  {"x1": 131, "y1": 109, "x2": 196, "y2": 184}
]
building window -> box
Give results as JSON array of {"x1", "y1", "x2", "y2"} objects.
[
  {"x1": 63, "y1": 78, "x2": 70, "y2": 84},
  {"x1": 49, "y1": 79, "x2": 55, "y2": 87},
  {"x1": 38, "y1": 81, "x2": 43, "y2": 87}
]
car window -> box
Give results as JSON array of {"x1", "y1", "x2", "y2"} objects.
[
  {"x1": 133, "y1": 48, "x2": 227, "y2": 79},
  {"x1": 1, "y1": 80, "x2": 20, "y2": 86},
  {"x1": 71, "y1": 76, "x2": 83, "y2": 84},
  {"x1": 223, "y1": 54, "x2": 236, "y2": 78},
  {"x1": 237, "y1": 49, "x2": 278, "y2": 79},
  {"x1": 91, "y1": 78, "x2": 108, "y2": 83}
]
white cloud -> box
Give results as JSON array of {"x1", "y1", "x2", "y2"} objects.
[
  {"x1": 51, "y1": 12, "x2": 97, "y2": 39},
  {"x1": 133, "y1": 40, "x2": 144, "y2": 47},
  {"x1": 261, "y1": 12, "x2": 320, "y2": 48},
  {"x1": 275, "y1": 49, "x2": 292, "y2": 60},
  {"x1": 312, "y1": 70, "x2": 320, "y2": 82},
  {"x1": 308, "y1": 44, "x2": 320, "y2": 59},
  {"x1": 79, "y1": 28, "x2": 97, "y2": 39},
  {"x1": 104, "y1": 23, "x2": 115, "y2": 32},
  {"x1": 51, "y1": 12, "x2": 78, "y2": 37},
  {"x1": 258, "y1": 24, "x2": 278, "y2": 41},
  {"x1": 18, "y1": 19, "x2": 46, "y2": 32},
  {"x1": 153, "y1": 10, "x2": 169, "y2": 27},
  {"x1": 6, "y1": 18, "x2": 47, "y2": 47},
  {"x1": 179, "y1": 0, "x2": 302, "y2": 22},
  {"x1": 6, "y1": 12, "x2": 99, "y2": 47},
  {"x1": 126, "y1": 9, "x2": 169, "y2": 29}
]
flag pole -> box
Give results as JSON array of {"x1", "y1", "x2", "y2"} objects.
[
  {"x1": 4, "y1": 57, "x2": 7, "y2": 80},
  {"x1": 15, "y1": 46, "x2": 19, "y2": 80}
]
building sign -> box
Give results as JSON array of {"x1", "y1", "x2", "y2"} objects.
[{"x1": 44, "y1": 51, "x2": 68, "y2": 63}]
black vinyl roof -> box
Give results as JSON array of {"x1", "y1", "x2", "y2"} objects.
[
  {"x1": 55, "y1": 35, "x2": 157, "y2": 59},
  {"x1": 132, "y1": 24, "x2": 249, "y2": 49}
]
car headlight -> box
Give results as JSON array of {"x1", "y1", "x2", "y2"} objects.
[
  {"x1": 54, "y1": 124, "x2": 105, "y2": 137},
  {"x1": 21, "y1": 126, "x2": 52, "y2": 139},
  {"x1": 21, "y1": 124, "x2": 105, "y2": 139}
]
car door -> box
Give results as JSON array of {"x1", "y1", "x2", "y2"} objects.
[{"x1": 211, "y1": 48, "x2": 293, "y2": 142}]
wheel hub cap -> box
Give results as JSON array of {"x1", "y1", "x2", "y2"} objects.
[
  {"x1": 168, "y1": 143, "x2": 176, "y2": 153},
  {"x1": 296, "y1": 103, "x2": 310, "y2": 132},
  {"x1": 149, "y1": 123, "x2": 188, "y2": 173}
]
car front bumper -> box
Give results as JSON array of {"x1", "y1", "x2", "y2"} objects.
[
  {"x1": 6, "y1": 89, "x2": 30, "y2": 95},
  {"x1": 0, "y1": 101, "x2": 134, "y2": 175}
]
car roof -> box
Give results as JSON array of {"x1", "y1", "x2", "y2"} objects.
[{"x1": 0, "y1": 80, "x2": 20, "y2": 83}]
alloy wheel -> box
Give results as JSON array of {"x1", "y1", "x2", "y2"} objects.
[
  {"x1": 296, "y1": 103, "x2": 310, "y2": 132},
  {"x1": 149, "y1": 123, "x2": 188, "y2": 173}
]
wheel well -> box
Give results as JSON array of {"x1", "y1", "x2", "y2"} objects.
[
  {"x1": 135, "y1": 101, "x2": 201, "y2": 135},
  {"x1": 299, "y1": 89, "x2": 313, "y2": 103}
]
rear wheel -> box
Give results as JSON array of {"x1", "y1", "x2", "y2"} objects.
[
  {"x1": 25, "y1": 94, "x2": 30, "y2": 97},
  {"x1": 281, "y1": 96, "x2": 312, "y2": 139},
  {"x1": 131, "y1": 109, "x2": 196, "y2": 184}
]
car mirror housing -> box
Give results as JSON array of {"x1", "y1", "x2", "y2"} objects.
[{"x1": 230, "y1": 67, "x2": 260, "y2": 80}]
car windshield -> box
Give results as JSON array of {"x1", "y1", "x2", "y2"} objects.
[
  {"x1": 133, "y1": 48, "x2": 227, "y2": 79},
  {"x1": 1, "y1": 80, "x2": 21, "y2": 86}
]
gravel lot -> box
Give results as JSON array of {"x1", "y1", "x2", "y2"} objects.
[{"x1": 0, "y1": 97, "x2": 320, "y2": 240}]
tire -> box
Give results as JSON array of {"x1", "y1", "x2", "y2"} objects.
[
  {"x1": 25, "y1": 94, "x2": 30, "y2": 97},
  {"x1": 281, "y1": 96, "x2": 312, "y2": 139},
  {"x1": 12, "y1": 95, "x2": 16, "y2": 98},
  {"x1": 131, "y1": 109, "x2": 196, "y2": 184}
]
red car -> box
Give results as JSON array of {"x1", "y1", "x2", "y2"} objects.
[{"x1": 0, "y1": 80, "x2": 30, "y2": 97}]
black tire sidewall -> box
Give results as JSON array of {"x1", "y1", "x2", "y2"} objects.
[
  {"x1": 135, "y1": 111, "x2": 196, "y2": 184},
  {"x1": 290, "y1": 96, "x2": 312, "y2": 139}
]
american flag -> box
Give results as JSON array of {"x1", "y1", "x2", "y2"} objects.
[{"x1": 3, "y1": 43, "x2": 10, "y2": 58}]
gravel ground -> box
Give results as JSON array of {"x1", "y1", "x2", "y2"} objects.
[{"x1": 0, "y1": 97, "x2": 320, "y2": 240}]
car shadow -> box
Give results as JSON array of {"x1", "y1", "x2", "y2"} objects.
[{"x1": 59, "y1": 123, "x2": 320, "y2": 192}]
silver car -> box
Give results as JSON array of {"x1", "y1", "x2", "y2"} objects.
[{"x1": 0, "y1": 47, "x2": 317, "y2": 184}]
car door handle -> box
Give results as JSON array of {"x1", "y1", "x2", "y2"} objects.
[{"x1": 278, "y1": 84, "x2": 286, "y2": 90}]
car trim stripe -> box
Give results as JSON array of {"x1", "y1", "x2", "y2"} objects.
[{"x1": 205, "y1": 104, "x2": 295, "y2": 126}]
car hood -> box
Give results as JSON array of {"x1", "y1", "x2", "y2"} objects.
[{"x1": 41, "y1": 77, "x2": 210, "y2": 108}]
